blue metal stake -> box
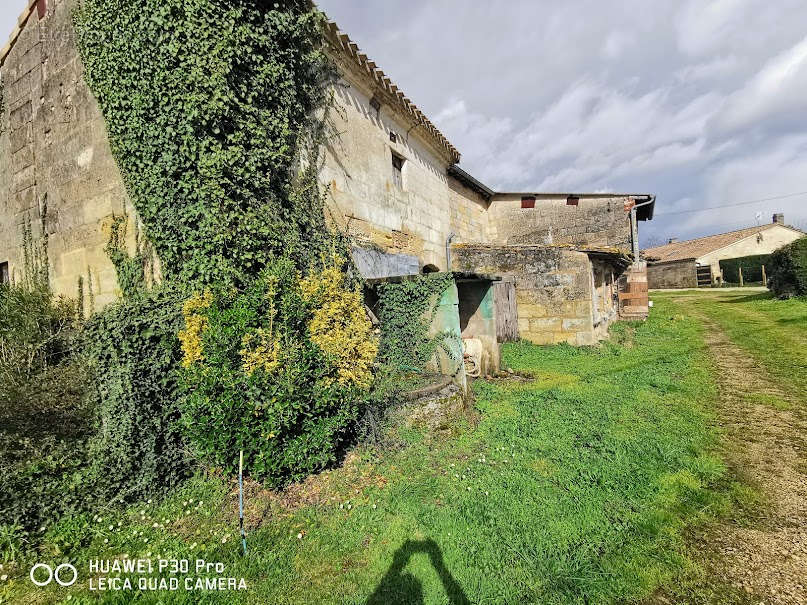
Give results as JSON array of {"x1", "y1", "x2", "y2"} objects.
[{"x1": 239, "y1": 450, "x2": 247, "y2": 555}]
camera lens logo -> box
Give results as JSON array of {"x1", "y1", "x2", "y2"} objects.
[{"x1": 30, "y1": 563, "x2": 78, "y2": 587}]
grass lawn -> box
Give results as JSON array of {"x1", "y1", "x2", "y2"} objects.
[
  {"x1": 651, "y1": 289, "x2": 807, "y2": 410},
  {"x1": 5, "y1": 297, "x2": 741, "y2": 604}
]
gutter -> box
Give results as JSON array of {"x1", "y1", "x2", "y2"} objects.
[
  {"x1": 630, "y1": 195, "x2": 656, "y2": 259},
  {"x1": 447, "y1": 165, "x2": 495, "y2": 201}
]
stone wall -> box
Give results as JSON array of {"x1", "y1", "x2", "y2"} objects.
[
  {"x1": 451, "y1": 244, "x2": 597, "y2": 346},
  {"x1": 486, "y1": 194, "x2": 635, "y2": 250},
  {"x1": 448, "y1": 176, "x2": 491, "y2": 244},
  {"x1": 0, "y1": 0, "x2": 134, "y2": 308},
  {"x1": 320, "y1": 54, "x2": 459, "y2": 272},
  {"x1": 647, "y1": 260, "x2": 697, "y2": 289}
]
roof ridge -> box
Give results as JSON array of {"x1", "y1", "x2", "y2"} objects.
[
  {"x1": 644, "y1": 223, "x2": 774, "y2": 252},
  {"x1": 321, "y1": 18, "x2": 460, "y2": 164}
]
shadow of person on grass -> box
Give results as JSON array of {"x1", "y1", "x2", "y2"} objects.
[{"x1": 366, "y1": 539, "x2": 471, "y2": 605}]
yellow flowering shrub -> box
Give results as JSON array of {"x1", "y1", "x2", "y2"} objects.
[
  {"x1": 178, "y1": 290, "x2": 212, "y2": 367},
  {"x1": 300, "y1": 257, "x2": 378, "y2": 389},
  {"x1": 240, "y1": 328, "x2": 282, "y2": 377},
  {"x1": 179, "y1": 259, "x2": 378, "y2": 484}
]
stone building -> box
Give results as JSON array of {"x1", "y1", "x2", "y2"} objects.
[
  {"x1": 644, "y1": 215, "x2": 804, "y2": 289},
  {"x1": 0, "y1": 0, "x2": 655, "y2": 349}
]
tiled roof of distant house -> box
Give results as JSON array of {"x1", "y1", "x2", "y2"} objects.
[{"x1": 642, "y1": 223, "x2": 804, "y2": 263}]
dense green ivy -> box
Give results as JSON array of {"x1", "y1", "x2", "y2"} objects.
[
  {"x1": 376, "y1": 273, "x2": 455, "y2": 374},
  {"x1": 768, "y1": 236, "x2": 807, "y2": 298},
  {"x1": 74, "y1": 0, "x2": 338, "y2": 286},
  {"x1": 105, "y1": 214, "x2": 147, "y2": 298},
  {"x1": 82, "y1": 287, "x2": 191, "y2": 500}
]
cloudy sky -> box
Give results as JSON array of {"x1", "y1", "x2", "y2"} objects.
[
  {"x1": 317, "y1": 0, "x2": 807, "y2": 245},
  {"x1": 4, "y1": 1, "x2": 806, "y2": 244}
]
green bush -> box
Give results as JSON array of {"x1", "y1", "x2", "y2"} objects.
[
  {"x1": 767, "y1": 236, "x2": 807, "y2": 298},
  {"x1": 719, "y1": 254, "x2": 771, "y2": 284},
  {"x1": 0, "y1": 283, "x2": 89, "y2": 541},
  {"x1": 179, "y1": 258, "x2": 377, "y2": 486},
  {"x1": 83, "y1": 287, "x2": 191, "y2": 500}
]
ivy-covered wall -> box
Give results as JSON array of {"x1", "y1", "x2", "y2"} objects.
[
  {"x1": 375, "y1": 273, "x2": 465, "y2": 390},
  {"x1": 74, "y1": 0, "x2": 338, "y2": 287},
  {"x1": 69, "y1": 0, "x2": 384, "y2": 491}
]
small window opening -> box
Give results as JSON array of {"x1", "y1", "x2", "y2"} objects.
[
  {"x1": 391, "y1": 152, "x2": 404, "y2": 189},
  {"x1": 0, "y1": 262, "x2": 9, "y2": 285},
  {"x1": 389, "y1": 131, "x2": 398, "y2": 144},
  {"x1": 521, "y1": 196, "x2": 535, "y2": 209},
  {"x1": 566, "y1": 196, "x2": 579, "y2": 206}
]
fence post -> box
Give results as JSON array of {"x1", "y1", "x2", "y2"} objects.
[
  {"x1": 739, "y1": 266, "x2": 744, "y2": 287},
  {"x1": 762, "y1": 265, "x2": 767, "y2": 287}
]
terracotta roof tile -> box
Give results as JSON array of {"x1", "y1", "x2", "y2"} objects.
[
  {"x1": 322, "y1": 19, "x2": 461, "y2": 164},
  {"x1": 642, "y1": 224, "x2": 789, "y2": 263}
]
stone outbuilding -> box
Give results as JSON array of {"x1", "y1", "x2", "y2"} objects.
[{"x1": 0, "y1": 0, "x2": 656, "y2": 359}]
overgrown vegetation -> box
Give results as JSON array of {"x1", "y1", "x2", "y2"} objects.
[
  {"x1": 0, "y1": 282, "x2": 88, "y2": 548},
  {"x1": 1, "y1": 0, "x2": 455, "y2": 573},
  {"x1": 73, "y1": 0, "x2": 338, "y2": 287},
  {"x1": 8, "y1": 297, "x2": 750, "y2": 604},
  {"x1": 179, "y1": 256, "x2": 378, "y2": 486},
  {"x1": 82, "y1": 287, "x2": 191, "y2": 501},
  {"x1": 718, "y1": 253, "x2": 771, "y2": 284},
  {"x1": 767, "y1": 236, "x2": 807, "y2": 298}
]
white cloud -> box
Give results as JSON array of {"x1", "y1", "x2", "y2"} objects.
[
  {"x1": 319, "y1": 0, "x2": 807, "y2": 239},
  {"x1": 715, "y1": 36, "x2": 807, "y2": 133}
]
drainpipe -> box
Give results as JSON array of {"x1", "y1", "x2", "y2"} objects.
[
  {"x1": 629, "y1": 196, "x2": 655, "y2": 261},
  {"x1": 445, "y1": 232, "x2": 456, "y2": 271}
]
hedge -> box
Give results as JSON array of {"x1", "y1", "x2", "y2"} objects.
[
  {"x1": 767, "y1": 236, "x2": 807, "y2": 298},
  {"x1": 719, "y1": 254, "x2": 772, "y2": 283}
]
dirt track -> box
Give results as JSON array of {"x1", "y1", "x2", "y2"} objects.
[{"x1": 675, "y1": 301, "x2": 807, "y2": 604}]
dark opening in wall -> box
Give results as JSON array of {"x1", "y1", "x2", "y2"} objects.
[
  {"x1": 391, "y1": 152, "x2": 404, "y2": 189},
  {"x1": 0, "y1": 261, "x2": 9, "y2": 285},
  {"x1": 566, "y1": 196, "x2": 579, "y2": 206},
  {"x1": 422, "y1": 264, "x2": 439, "y2": 274},
  {"x1": 521, "y1": 196, "x2": 535, "y2": 209},
  {"x1": 369, "y1": 96, "x2": 381, "y2": 116},
  {"x1": 389, "y1": 131, "x2": 398, "y2": 144}
]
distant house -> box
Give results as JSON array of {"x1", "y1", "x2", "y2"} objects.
[{"x1": 643, "y1": 214, "x2": 804, "y2": 288}]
